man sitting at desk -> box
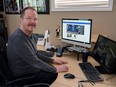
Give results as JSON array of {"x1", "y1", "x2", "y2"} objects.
[{"x1": 7, "y1": 7, "x2": 68, "y2": 86}]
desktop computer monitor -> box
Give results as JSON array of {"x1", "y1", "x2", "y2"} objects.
[
  {"x1": 92, "y1": 35, "x2": 116, "y2": 74},
  {"x1": 61, "y1": 18, "x2": 92, "y2": 48}
]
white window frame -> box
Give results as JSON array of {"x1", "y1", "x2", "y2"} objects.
[{"x1": 51, "y1": 0, "x2": 113, "y2": 11}]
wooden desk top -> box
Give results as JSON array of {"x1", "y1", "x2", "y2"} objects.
[{"x1": 37, "y1": 46, "x2": 116, "y2": 87}]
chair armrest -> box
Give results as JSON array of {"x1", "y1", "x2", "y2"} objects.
[
  {"x1": 24, "y1": 83, "x2": 49, "y2": 87},
  {"x1": 6, "y1": 75, "x2": 35, "y2": 85},
  {"x1": 6, "y1": 75, "x2": 49, "y2": 87}
]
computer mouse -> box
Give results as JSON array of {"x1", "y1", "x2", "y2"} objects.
[{"x1": 64, "y1": 73, "x2": 75, "y2": 79}]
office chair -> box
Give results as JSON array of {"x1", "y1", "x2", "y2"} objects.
[{"x1": 0, "y1": 37, "x2": 49, "y2": 87}]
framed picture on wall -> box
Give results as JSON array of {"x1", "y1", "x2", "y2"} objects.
[
  {"x1": 21, "y1": 0, "x2": 50, "y2": 14},
  {"x1": 4, "y1": 0, "x2": 22, "y2": 14},
  {"x1": 0, "y1": 0, "x2": 4, "y2": 11}
]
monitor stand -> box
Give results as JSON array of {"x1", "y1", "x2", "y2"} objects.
[
  {"x1": 95, "y1": 66, "x2": 113, "y2": 74},
  {"x1": 67, "y1": 45, "x2": 86, "y2": 52}
]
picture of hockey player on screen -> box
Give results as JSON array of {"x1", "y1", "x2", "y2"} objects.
[{"x1": 66, "y1": 24, "x2": 84, "y2": 35}]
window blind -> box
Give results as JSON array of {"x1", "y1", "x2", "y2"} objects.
[{"x1": 51, "y1": 0, "x2": 113, "y2": 11}]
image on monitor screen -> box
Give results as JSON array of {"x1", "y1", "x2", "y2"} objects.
[
  {"x1": 61, "y1": 18, "x2": 92, "y2": 48},
  {"x1": 92, "y1": 35, "x2": 116, "y2": 74}
]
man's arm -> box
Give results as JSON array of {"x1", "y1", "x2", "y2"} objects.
[{"x1": 12, "y1": 36, "x2": 56, "y2": 73}]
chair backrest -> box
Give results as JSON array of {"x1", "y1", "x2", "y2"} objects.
[
  {"x1": 0, "y1": 37, "x2": 14, "y2": 82},
  {"x1": 0, "y1": 37, "x2": 50, "y2": 87}
]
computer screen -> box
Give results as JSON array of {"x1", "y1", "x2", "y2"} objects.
[
  {"x1": 92, "y1": 35, "x2": 116, "y2": 74},
  {"x1": 61, "y1": 18, "x2": 92, "y2": 48}
]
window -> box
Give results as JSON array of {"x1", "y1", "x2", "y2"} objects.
[{"x1": 51, "y1": 0, "x2": 113, "y2": 11}]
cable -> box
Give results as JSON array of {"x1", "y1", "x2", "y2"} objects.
[
  {"x1": 94, "y1": 82, "x2": 116, "y2": 86},
  {"x1": 78, "y1": 78, "x2": 116, "y2": 87},
  {"x1": 78, "y1": 80, "x2": 95, "y2": 87}
]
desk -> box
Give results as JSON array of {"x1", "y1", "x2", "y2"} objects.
[{"x1": 37, "y1": 46, "x2": 116, "y2": 87}]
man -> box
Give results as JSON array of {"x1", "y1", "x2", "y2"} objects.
[{"x1": 7, "y1": 7, "x2": 68, "y2": 85}]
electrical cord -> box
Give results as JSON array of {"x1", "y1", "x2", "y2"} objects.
[
  {"x1": 78, "y1": 80, "x2": 95, "y2": 87},
  {"x1": 78, "y1": 78, "x2": 116, "y2": 87}
]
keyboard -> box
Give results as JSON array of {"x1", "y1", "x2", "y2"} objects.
[{"x1": 79, "y1": 62, "x2": 104, "y2": 81}]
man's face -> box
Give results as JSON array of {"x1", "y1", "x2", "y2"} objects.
[{"x1": 21, "y1": 9, "x2": 38, "y2": 33}]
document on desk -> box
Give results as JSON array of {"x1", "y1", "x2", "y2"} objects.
[{"x1": 37, "y1": 38, "x2": 45, "y2": 45}]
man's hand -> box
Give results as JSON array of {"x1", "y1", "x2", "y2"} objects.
[
  {"x1": 53, "y1": 58, "x2": 68, "y2": 65},
  {"x1": 55, "y1": 65, "x2": 68, "y2": 72}
]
